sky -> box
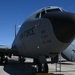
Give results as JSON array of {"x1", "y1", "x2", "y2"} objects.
[{"x1": 0, "y1": 0, "x2": 75, "y2": 46}]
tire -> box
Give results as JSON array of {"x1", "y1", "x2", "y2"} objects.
[
  {"x1": 36, "y1": 63, "x2": 48, "y2": 73},
  {"x1": 43, "y1": 63, "x2": 48, "y2": 73},
  {"x1": 5, "y1": 57, "x2": 8, "y2": 64},
  {"x1": 1, "y1": 57, "x2": 3, "y2": 64},
  {"x1": 36, "y1": 63, "x2": 42, "y2": 73}
]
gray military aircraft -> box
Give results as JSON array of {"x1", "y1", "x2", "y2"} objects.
[{"x1": 0, "y1": 6, "x2": 75, "y2": 73}]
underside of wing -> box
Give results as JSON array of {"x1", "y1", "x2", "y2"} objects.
[{"x1": 0, "y1": 45, "x2": 18, "y2": 57}]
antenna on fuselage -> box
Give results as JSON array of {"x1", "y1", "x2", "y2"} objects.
[{"x1": 15, "y1": 24, "x2": 17, "y2": 38}]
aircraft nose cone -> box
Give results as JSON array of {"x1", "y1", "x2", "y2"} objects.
[{"x1": 42, "y1": 12, "x2": 75, "y2": 43}]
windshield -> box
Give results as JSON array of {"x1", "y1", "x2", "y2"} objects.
[{"x1": 46, "y1": 8, "x2": 61, "y2": 13}]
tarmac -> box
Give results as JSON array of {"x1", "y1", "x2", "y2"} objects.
[
  {"x1": 48, "y1": 61, "x2": 75, "y2": 75},
  {"x1": 0, "y1": 56, "x2": 75, "y2": 75}
]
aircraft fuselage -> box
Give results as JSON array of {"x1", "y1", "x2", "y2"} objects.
[{"x1": 12, "y1": 6, "x2": 75, "y2": 59}]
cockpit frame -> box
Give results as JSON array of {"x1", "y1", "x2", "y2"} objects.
[{"x1": 35, "y1": 7, "x2": 64, "y2": 18}]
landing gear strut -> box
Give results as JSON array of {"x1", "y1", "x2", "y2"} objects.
[{"x1": 34, "y1": 58, "x2": 48, "y2": 73}]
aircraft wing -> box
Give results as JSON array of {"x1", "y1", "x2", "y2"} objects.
[
  {"x1": 0, "y1": 45, "x2": 18, "y2": 57},
  {"x1": 61, "y1": 44, "x2": 75, "y2": 62}
]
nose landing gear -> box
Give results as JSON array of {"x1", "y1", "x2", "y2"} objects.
[{"x1": 36, "y1": 63, "x2": 48, "y2": 73}]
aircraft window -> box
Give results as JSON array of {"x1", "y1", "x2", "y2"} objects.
[
  {"x1": 36, "y1": 13, "x2": 40, "y2": 18},
  {"x1": 36, "y1": 10, "x2": 46, "y2": 18},
  {"x1": 41, "y1": 11, "x2": 45, "y2": 17},
  {"x1": 47, "y1": 8, "x2": 61, "y2": 13}
]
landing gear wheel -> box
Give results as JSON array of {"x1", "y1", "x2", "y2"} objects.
[
  {"x1": 19, "y1": 56, "x2": 25, "y2": 62},
  {"x1": 1, "y1": 57, "x2": 3, "y2": 64},
  {"x1": 36, "y1": 63, "x2": 48, "y2": 73},
  {"x1": 42, "y1": 63, "x2": 48, "y2": 73},
  {"x1": 36, "y1": 63, "x2": 42, "y2": 73},
  {"x1": 5, "y1": 57, "x2": 8, "y2": 64},
  {"x1": 0, "y1": 57, "x2": 8, "y2": 64}
]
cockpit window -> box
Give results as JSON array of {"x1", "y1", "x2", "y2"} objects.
[
  {"x1": 36, "y1": 13, "x2": 40, "y2": 18},
  {"x1": 36, "y1": 8, "x2": 62, "y2": 18},
  {"x1": 47, "y1": 8, "x2": 61, "y2": 13},
  {"x1": 36, "y1": 10, "x2": 46, "y2": 18}
]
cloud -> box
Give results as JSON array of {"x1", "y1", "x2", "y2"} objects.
[{"x1": 18, "y1": 25, "x2": 21, "y2": 28}]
